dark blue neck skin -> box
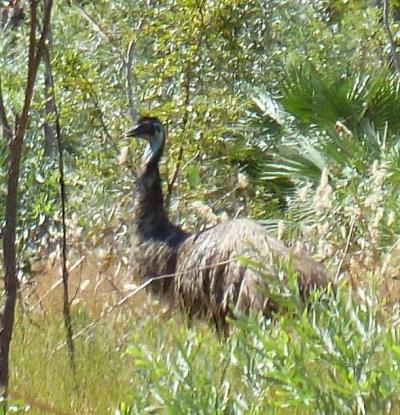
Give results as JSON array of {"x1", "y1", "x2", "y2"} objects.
[{"x1": 133, "y1": 134, "x2": 188, "y2": 245}]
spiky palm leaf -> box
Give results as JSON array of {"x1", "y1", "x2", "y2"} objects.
[
  {"x1": 247, "y1": 68, "x2": 400, "y2": 246},
  {"x1": 281, "y1": 66, "x2": 361, "y2": 133},
  {"x1": 253, "y1": 67, "x2": 400, "y2": 183},
  {"x1": 282, "y1": 66, "x2": 400, "y2": 137}
]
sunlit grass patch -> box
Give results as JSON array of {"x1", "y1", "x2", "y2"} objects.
[{"x1": 10, "y1": 305, "x2": 136, "y2": 414}]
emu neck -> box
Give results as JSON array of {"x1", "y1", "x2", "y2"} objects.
[
  {"x1": 133, "y1": 129, "x2": 189, "y2": 245},
  {"x1": 133, "y1": 158, "x2": 168, "y2": 237},
  {"x1": 133, "y1": 127, "x2": 179, "y2": 241}
]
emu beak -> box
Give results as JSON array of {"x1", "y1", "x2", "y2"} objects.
[{"x1": 125, "y1": 125, "x2": 141, "y2": 138}]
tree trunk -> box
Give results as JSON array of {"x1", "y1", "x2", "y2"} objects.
[
  {"x1": 0, "y1": 137, "x2": 22, "y2": 392},
  {"x1": 0, "y1": 0, "x2": 53, "y2": 397}
]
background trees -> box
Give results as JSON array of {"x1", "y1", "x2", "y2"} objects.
[{"x1": 1, "y1": 0, "x2": 400, "y2": 413}]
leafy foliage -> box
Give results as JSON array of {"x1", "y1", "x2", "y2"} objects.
[
  {"x1": 2, "y1": 0, "x2": 400, "y2": 412},
  {"x1": 114, "y1": 278, "x2": 400, "y2": 415}
]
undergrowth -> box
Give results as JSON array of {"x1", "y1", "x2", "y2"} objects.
[
  {"x1": 8, "y1": 272, "x2": 400, "y2": 414},
  {"x1": 116, "y1": 277, "x2": 400, "y2": 415}
]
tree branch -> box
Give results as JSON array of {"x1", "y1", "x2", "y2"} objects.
[
  {"x1": 166, "y1": 146, "x2": 183, "y2": 209},
  {"x1": 383, "y1": 0, "x2": 400, "y2": 74},
  {"x1": 43, "y1": 26, "x2": 57, "y2": 157},
  {"x1": 125, "y1": 40, "x2": 137, "y2": 123},
  {"x1": 77, "y1": 6, "x2": 124, "y2": 61},
  {"x1": 165, "y1": 4, "x2": 207, "y2": 209},
  {"x1": 0, "y1": 76, "x2": 12, "y2": 141},
  {"x1": 14, "y1": 0, "x2": 52, "y2": 141},
  {"x1": 53, "y1": 258, "x2": 238, "y2": 353},
  {"x1": 77, "y1": 6, "x2": 142, "y2": 123},
  {"x1": 88, "y1": 89, "x2": 117, "y2": 150}
]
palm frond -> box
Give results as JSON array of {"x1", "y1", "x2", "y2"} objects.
[
  {"x1": 363, "y1": 75, "x2": 400, "y2": 134},
  {"x1": 261, "y1": 139, "x2": 327, "y2": 184},
  {"x1": 281, "y1": 66, "x2": 361, "y2": 132},
  {"x1": 281, "y1": 66, "x2": 400, "y2": 137},
  {"x1": 251, "y1": 93, "x2": 288, "y2": 127}
]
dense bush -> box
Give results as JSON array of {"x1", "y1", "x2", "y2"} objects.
[{"x1": 1, "y1": 0, "x2": 400, "y2": 413}]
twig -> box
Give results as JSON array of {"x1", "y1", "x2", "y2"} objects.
[
  {"x1": 164, "y1": 68, "x2": 190, "y2": 209},
  {"x1": 163, "y1": 4, "x2": 206, "y2": 208},
  {"x1": 166, "y1": 146, "x2": 183, "y2": 209},
  {"x1": 125, "y1": 40, "x2": 137, "y2": 123},
  {"x1": 77, "y1": 6, "x2": 142, "y2": 124},
  {"x1": 0, "y1": 75, "x2": 12, "y2": 141},
  {"x1": 334, "y1": 216, "x2": 356, "y2": 283},
  {"x1": 383, "y1": 0, "x2": 400, "y2": 74},
  {"x1": 29, "y1": 257, "x2": 86, "y2": 311},
  {"x1": 75, "y1": 7, "x2": 124, "y2": 149},
  {"x1": 53, "y1": 258, "x2": 238, "y2": 353},
  {"x1": 53, "y1": 278, "x2": 153, "y2": 353},
  {"x1": 89, "y1": 89, "x2": 116, "y2": 149},
  {"x1": 77, "y1": 6, "x2": 124, "y2": 61}
]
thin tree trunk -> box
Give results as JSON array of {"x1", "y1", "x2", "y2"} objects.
[
  {"x1": 43, "y1": 27, "x2": 57, "y2": 157},
  {"x1": 34, "y1": 25, "x2": 56, "y2": 244},
  {"x1": 0, "y1": 0, "x2": 53, "y2": 397},
  {"x1": 43, "y1": 44, "x2": 77, "y2": 378},
  {"x1": 383, "y1": 0, "x2": 400, "y2": 74},
  {"x1": 58, "y1": 124, "x2": 77, "y2": 379}
]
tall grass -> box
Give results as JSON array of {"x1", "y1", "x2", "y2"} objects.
[
  {"x1": 6, "y1": 267, "x2": 400, "y2": 414},
  {"x1": 9, "y1": 303, "x2": 137, "y2": 414}
]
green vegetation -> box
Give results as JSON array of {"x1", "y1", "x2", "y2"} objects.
[
  {"x1": 1, "y1": 0, "x2": 400, "y2": 413},
  {"x1": 9, "y1": 277, "x2": 400, "y2": 414}
]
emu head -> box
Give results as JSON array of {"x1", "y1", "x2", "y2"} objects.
[{"x1": 126, "y1": 116, "x2": 165, "y2": 165}]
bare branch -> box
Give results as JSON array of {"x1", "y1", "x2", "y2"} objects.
[
  {"x1": 89, "y1": 89, "x2": 118, "y2": 150},
  {"x1": 27, "y1": 256, "x2": 86, "y2": 311},
  {"x1": 65, "y1": 7, "x2": 119, "y2": 148},
  {"x1": 383, "y1": 0, "x2": 400, "y2": 74},
  {"x1": 0, "y1": 76, "x2": 12, "y2": 141},
  {"x1": 77, "y1": 6, "x2": 124, "y2": 61},
  {"x1": 334, "y1": 216, "x2": 356, "y2": 284},
  {"x1": 53, "y1": 258, "x2": 237, "y2": 353},
  {"x1": 125, "y1": 40, "x2": 137, "y2": 123},
  {"x1": 43, "y1": 27, "x2": 57, "y2": 156},
  {"x1": 77, "y1": 6, "x2": 142, "y2": 124},
  {"x1": 17, "y1": 0, "x2": 53, "y2": 139},
  {"x1": 166, "y1": 146, "x2": 183, "y2": 209}
]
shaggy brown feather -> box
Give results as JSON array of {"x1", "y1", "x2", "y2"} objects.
[
  {"x1": 127, "y1": 117, "x2": 330, "y2": 333},
  {"x1": 175, "y1": 218, "x2": 329, "y2": 331}
]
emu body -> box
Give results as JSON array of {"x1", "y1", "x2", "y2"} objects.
[{"x1": 127, "y1": 117, "x2": 330, "y2": 332}]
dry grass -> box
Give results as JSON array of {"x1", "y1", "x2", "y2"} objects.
[{"x1": 7, "y1": 248, "x2": 176, "y2": 415}]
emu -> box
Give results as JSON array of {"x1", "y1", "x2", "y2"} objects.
[{"x1": 127, "y1": 116, "x2": 330, "y2": 334}]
